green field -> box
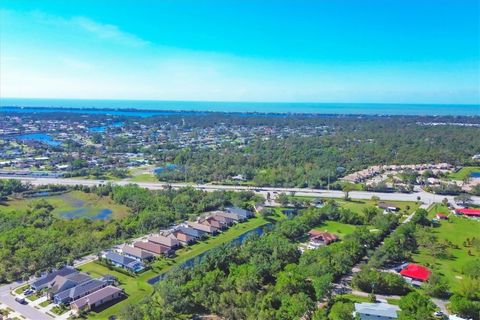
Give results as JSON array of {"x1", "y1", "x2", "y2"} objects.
[
  {"x1": 313, "y1": 220, "x2": 358, "y2": 238},
  {"x1": 448, "y1": 166, "x2": 480, "y2": 180},
  {"x1": 413, "y1": 203, "x2": 479, "y2": 291},
  {"x1": 128, "y1": 173, "x2": 158, "y2": 183},
  {"x1": 292, "y1": 196, "x2": 419, "y2": 218},
  {"x1": 5, "y1": 190, "x2": 130, "y2": 220},
  {"x1": 79, "y1": 214, "x2": 276, "y2": 319}
]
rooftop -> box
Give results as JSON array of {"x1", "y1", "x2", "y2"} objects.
[{"x1": 354, "y1": 302, "x2": 399, "y2": 318}]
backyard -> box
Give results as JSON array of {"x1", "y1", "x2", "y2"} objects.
[
  {"x1": 413, "y1": 203, "x2": 480, "y2": 291},
  {"x1": 312, "y1": 220, "x2": 358, "y2": 239}
]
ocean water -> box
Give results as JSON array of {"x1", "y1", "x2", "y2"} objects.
[{"x1": 1, "y1": 98, "x2": 479, "y2": 116}]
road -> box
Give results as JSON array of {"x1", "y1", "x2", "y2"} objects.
[
  {"x1": 5, "y1": 176, "x2": 480, "y2": 206},
  {"x1": 0, "y1": 281, "x2": 50, "y2": 320},
  {"x1": 0, "y1": 254, "x2": 97, "y2": 320}
]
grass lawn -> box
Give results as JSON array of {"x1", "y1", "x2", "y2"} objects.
[
  {"x1": 448, "y1": 166, "x2": 480, "y2": 180},
  {"x1": 5, "y1": 190, "x2": 130, "y2": 219},
  {"x1": 14, "y1": 284, "x2": 29, "y2": 295},
  {"x1": 80, "y1": 214, "x2": 277, "y2": 319},
  {"x1": 129, "y1": 173, "x2": 158, "y2": 183},
  {"x1": 412, "y1": 203, "x2": 480, "y2": 291},
  {"x1": 313, "y1": 220, "x2": 358, "y2": 238},
  {"x1": 337, "y1": 294, "x2": 371, "y2": 303},
  {"x1": 26, "y1": 291, "x2": 42, "y2": 302},
  {"x1": 50, "y1": 305, "x2": 69, "y2": 315},
  {"x1": 292, "y1": 196, "x2": 419, "y2": 218},
  {"x1": 38, "y1": 300, "x2": 51, "y2": 308}
]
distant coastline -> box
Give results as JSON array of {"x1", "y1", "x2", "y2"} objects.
[{"x1": 0, "y1": 98, "x2": 479, "y2": 116}]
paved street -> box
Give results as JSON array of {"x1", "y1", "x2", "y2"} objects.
[
  {"x1": 0, "y1": 281, "x2": 51, "y2": 320},
  {"x1": 0, "y1": 252, "x2": 98, "y2": 320}
]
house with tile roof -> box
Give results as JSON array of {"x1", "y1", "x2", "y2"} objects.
[
  {"x1": 70, "y1": 286, "x2": 123, "y2": 315},
  {"x1": 122, "y1": 245, "x2": 154, "y2": 261}
]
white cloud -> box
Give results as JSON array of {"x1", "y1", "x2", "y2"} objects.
[
  {"x1": 58, "y1": 57, "x2": 93, "y2": 71},
  {"x1": 70, "y1": 16, "x2": 150, "y2": 47}
]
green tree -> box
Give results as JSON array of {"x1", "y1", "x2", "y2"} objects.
[
  {"x1": 328, "y1": 301, "x2": 354, "y2": 320},
  {"x1": 398, "y1": 292, "x2": 435, "y2": 320}
]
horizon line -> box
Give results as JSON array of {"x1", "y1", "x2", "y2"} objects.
[{"x1": 1, "y1": 97, "x2": 479, "y2": 106}]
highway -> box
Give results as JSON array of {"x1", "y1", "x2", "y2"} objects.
[{"x1": 4, "y1": 175, "x2": 480, "y2": 206}]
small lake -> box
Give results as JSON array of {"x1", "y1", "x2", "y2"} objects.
[
  {"x1": 470, "y1": 172, "x2": 480, "y2": 178},
  {"x1": 15, "y1": 133, "x2": 61, "y2": 146},
  {"x1": 61, "y1": 208, "x2": 113, "y2": 220},
  {"x1": 147, "y1": 223, "x2": 272, "y2": 285},
  {"x1": 88, "y1": 121, "x2": 124, "y2": 133}
]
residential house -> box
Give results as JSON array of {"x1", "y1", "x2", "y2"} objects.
[
  {"x1": 70, "y1": 286, "x2": 123, "y2": 315},
  {"x1": 211, "y1": 214, "x2": 235, "y2": 226},
  {"x1": 199, "y1": 216, "x2": 225, "y2": 230},
  {"x1": 48, "y1": 273, "x2": 91, "y2": 297},
  {"x1": 53, "y1": 279, "x2": 106, "y2": 305},
  {"x1": 226, "y1": 206, "x2": 253, "y2": 219},
  {"x1": 215, "y1": 211, "x2": 242, "y2": 222},
  {"x1": 187, "y1": 221, "x2": 219, "y2": 235},
  {"x1": 176, "y1": 226, "x2": 207, "y2": 239},
  {"x1": 172, "y1": 230, "x2": 196, "y2": 245},
  {"x1": 308, "y1": 231, "x2": 339, "y2": 245},
  {"x1": 399, "y1": 263, "x2": 431, "y2": 282},
  {"x1": 122, "y1": 245, "x2": 154, "y2": 262},
  {"x1": 354, "y1": 302, "x2": 399, "y2": 320},
  {"x1": 31, "y1": 267, "x2": 78, "y2": 291},
  {"x1": 134, "y1": 241, "x2": 173, "y2": 256},
  {"x1": 148, "y1": 234, "x2": 180, "y2": 248},
  {"x1": 104, "y1": 252, "x2": 144, "y2": 273},
  {"x1": 455, "y1": 208, "x2": 480, "y2": 218}
]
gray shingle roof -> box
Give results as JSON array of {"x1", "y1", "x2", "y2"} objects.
[
  {"x1": 31, "y1": 267, "x2": 77, "y2": 289},
  {"x1": 54, "y1": 279, "x2": 106, "y2": 303}
]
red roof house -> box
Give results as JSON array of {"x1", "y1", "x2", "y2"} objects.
[
  {"x1": 436, "y1": 213, "x2": 448, "y2": 220},
  {"x1": 400, "y1": 264, "x2": 431, "y2": 281},
  {"x1": 456, "y1": 208, "x2": 480, "y2": 217}
]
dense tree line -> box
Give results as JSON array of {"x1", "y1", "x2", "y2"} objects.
[{"x1": 152, "y1": 117, "x2": 480, "y2": 187}]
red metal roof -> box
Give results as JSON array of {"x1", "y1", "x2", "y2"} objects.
[
  {"x1": 400, "y1": 263, "x2": 431, "y2": 281},
  {"x1": 456, "y1": 208, "x2": 480, "y2": 216}
]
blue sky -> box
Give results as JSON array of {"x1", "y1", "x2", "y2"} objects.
[{"x1": 1, "y1": 0, "x2": 479, "y2": 103}]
